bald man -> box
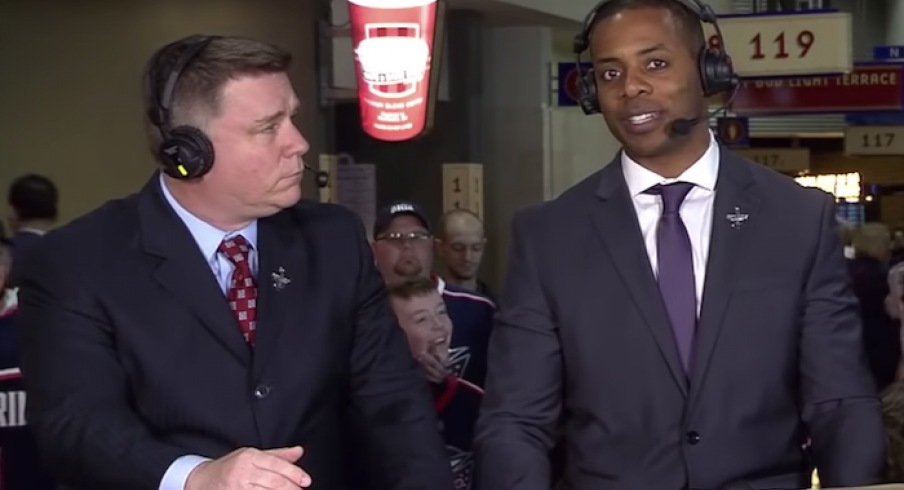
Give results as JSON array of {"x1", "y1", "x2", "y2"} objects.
[{"x1": 435, "y1": 210, "x2": 494, "y2": 301}]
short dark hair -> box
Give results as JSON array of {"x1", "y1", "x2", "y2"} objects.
[
  {"x1": 590, "y1": 0, "x2": 706, "y2": 56},
  {"x1": 387, "y1": 277, "x2": 438, "y2": 300},
  {"x1": 8, "y1": 174, "x2": 58, "y2": 221},
  {"x1": 142, "y1": 35, "x2": 292, "y2": 161}
]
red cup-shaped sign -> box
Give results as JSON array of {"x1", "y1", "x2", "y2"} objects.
[{"x1": 348, "y1": 0, "x2": 439, "y2": 142}]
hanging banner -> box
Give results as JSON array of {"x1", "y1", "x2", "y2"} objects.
[{"x1": 348, "y1": 0, "x2": 446, "y2": 142}]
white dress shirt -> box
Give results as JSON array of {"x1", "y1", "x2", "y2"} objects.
[
  {"x1": 157, "y1": 174, "x2": 258, "y2": 490},
  {"x1": 621, "y1": 132, "x2": 720, "y2": 309}
]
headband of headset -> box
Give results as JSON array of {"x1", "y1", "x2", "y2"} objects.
[
  {"x1": 146, "y1": 35, "x2": 219, "y2": 132},
  {"x1": 572, "y1": 0, "x2": 717, "y2": 54}
]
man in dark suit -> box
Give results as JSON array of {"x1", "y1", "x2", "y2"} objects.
[
  {"x1": 474, "y1": 1, "x2": 886, "y2": 489},
  {"x1": 15, "y1": 35, "x2": 452, "y2": 490}
]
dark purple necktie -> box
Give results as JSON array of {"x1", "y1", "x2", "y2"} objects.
[{"x1": 650, "y1": 182, "x2": 697, "y2": 372}]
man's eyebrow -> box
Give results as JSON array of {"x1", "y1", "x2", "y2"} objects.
[
  {"x1": 595, "y1": 43, "x2": 669, "y2": 64},
  {"x1": 254, "y1": 110, "x2": 285, "y2": 126}
]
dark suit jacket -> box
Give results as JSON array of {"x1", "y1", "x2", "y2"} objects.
[
  {"x1": 15, "y1": 177, "x2": 453, "y2": 490},
  {"x1": 474, "y1": 149, "x2": 886, "y2": 490}
]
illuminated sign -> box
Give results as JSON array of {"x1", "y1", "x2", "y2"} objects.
[
  {"x1": 730, "y1": 65, "x2": 904, "y2": 115},
  {"x1": 703, "y1": 11, "x2": 852, "y2": 77},
  {"x1": 795, "y1": 172, "x2": 861, "y2": 201},
  {"x1": 348, "y1": 0, "x2": 446, "y2": 142}
]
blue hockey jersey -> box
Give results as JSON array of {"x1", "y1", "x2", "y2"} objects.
[
  {"x1": 0, "y1": 293, "x2": 55, "y2": 490},
  {"x1": 435, "y1": 278, "x2": 495, "y2": 490}
]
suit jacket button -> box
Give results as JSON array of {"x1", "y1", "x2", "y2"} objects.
[
  {"x1": 253, "y1": 385, "x2": 271, "y2": 399},
  {"x1": 685, "y1": 431, "x2": 700, "y2": 445}
]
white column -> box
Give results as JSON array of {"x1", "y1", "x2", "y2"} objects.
[{"x1": 888, "y1": 0, "x2": 904, "y2": 45}]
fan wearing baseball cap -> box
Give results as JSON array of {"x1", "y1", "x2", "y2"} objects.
[
  {"x1": 373, "y1": 201, "x2": 495, "y2": 489},
  {"x1": 372, "y1": 201, "x2": 435, "y2": 287}
]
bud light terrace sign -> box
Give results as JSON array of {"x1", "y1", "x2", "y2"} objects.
[
  {"x1": 348, "y1": 0, "x2": 446, "y2": 142},
  {"x1": 729, "y1": 64, "x2": 904, "y2": 115}
]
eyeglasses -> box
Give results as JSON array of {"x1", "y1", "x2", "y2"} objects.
[{"x1": 375, "y1": 231, "x2": 433, "y2": 245}]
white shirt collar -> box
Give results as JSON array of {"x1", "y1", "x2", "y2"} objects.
[
  {"x1": 622, "y1": 131, "x2": 720, "y2": 197},
  {"x1": 158, "y1": 174, "x2": 258, "y2": 261},
  {"x1": 433, "y1": 274, "x2": 446, "y2": 294}
]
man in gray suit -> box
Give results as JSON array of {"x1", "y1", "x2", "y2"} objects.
[{"x1": 473, "y1": 1, "x2": 886, "y2": 489}]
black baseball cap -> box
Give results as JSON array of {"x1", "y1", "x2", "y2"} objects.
[{"x1": 373, "y1": 201, "x2": 431, "y2": 238}]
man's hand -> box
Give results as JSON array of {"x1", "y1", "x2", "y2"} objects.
[{"x1": 185, "y1": 446, "x2": 311, "y2": 490}]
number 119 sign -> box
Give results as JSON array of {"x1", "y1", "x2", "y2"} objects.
[{"x1": 703, "y1": 11, "x2": 852, "y2": 77}]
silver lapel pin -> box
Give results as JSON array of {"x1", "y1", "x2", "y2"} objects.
[
  {"x1": 271, "y1": 267, "x2": 291, "y2": 290},
  {"x1": 726, "y1": 206, "x2": 749, "y2": 229}
]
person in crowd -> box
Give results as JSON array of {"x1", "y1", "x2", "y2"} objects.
[
  {"x1": 0, "y1": 237, "x2": 56, "y2": 489},
  {"x1": 848, "y1": 223, "x2": 901, "y2": 391},
  {"x1": 5, "y1": 174, "x2": 58, "y2": 286},
  {"x1": 372, "y1": 201, "x2": 495, "y2": 387},
  {"x1": 372, "y1": 203, "x2": 495, "y2": 489},
  {"x1": 435, "y1": 209, "x2": 494, "y2": 301},
  {"x1": 15, "y1": 35, "x2": 451, "y2": 490},
  {"x1": 890, "y1": 228, "x2": 904, "y2": 266},
  {"x1": 387, "y1": 277, "x2": 484, "y2": 490},
  {"x1": 6, "y1": 174, "x2": 57, "y2": 253},
  {"x1": 474, "y1": 1, "x2": 886, "y2": 489}
]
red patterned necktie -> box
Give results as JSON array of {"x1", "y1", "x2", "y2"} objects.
[{"x1": 218, "y1": 235, "x2": 257, "y2": 345}]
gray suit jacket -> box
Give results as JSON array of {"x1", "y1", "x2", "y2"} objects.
[{"x1": 474, "y1": 149, "x2": 886, "y2": 490}]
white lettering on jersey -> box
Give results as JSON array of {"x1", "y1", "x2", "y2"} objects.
[{"x1": 0, "y1": 391, "x2": 27, "y2": 427}]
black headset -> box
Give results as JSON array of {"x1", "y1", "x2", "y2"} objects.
[
  {"x1": 572, "y1": 0, "x2": 738, "y2": 115},
  {"x1": 145, "y1": 35, "x2": 219, "y2": 180}
]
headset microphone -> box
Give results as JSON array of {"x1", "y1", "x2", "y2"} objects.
[
  {"x1": 669, "y1": 117, "x2": 702, "y2": 138},
  {"x1": 667, "y1": 82, "x2": 740, "y2": 138},
  {"x1": 303, "y1": 163, "x2": 330, "y2": 189}
]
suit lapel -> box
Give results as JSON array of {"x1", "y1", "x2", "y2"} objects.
[
  {"x1": 137, "y1": 178, "x2": 252, "y2": 366},
  {"x1": 689, "y1": 149, "x2": 760, "y2": 404},
  {"x1": 251, "y1": 209, "x2": 309, "y2": 378},
  {"x1": 592, "y1": 158, "x2": 688, "y2": 396}
]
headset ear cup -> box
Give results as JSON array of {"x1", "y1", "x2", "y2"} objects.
[
  {"x1": 577, "y1": 69, "x2": 601, "y2": 115},
  {"x1": 699, "y1": 48, "x2": 736, "y2": 97},
  {"x1": 159, "y1": 126, "x2": 215, "y2": 179}
]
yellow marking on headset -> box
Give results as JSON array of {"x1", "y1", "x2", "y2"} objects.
[{"x1": 177, "y1": 165, "x2": 188, "y2": 176}]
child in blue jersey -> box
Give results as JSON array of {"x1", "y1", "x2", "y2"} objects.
[
  {"x1": 388, "y1": 278, "x2": 488, "y2": 490},
  {"x1": 0, "y1": 238, "x2": 54, "y2": 489}
]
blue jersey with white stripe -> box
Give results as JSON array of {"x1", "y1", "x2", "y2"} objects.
[{"x1": 435, "y1": 279, "x2": 495, "y2": 490}]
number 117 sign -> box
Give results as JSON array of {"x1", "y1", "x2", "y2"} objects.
[{"x1": 703, "y1": 11, "x2": 852, "y2": 77}]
